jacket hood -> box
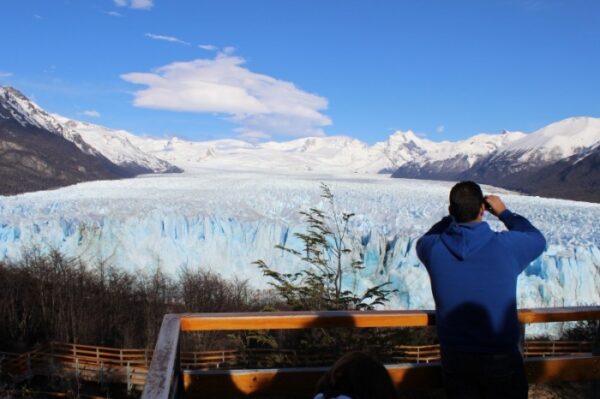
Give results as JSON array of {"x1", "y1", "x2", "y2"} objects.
[{"x1": 440, "y1": 220, "x2": 494, "y2": 260}]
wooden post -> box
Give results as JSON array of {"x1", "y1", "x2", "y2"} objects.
[
  {"x1": 127, "y1": 361, "x2": 133, "y2": 394},
  {"x1": 141, "y1": 314, "x2": 181, "y2": 399},
  {"x1": 96, "y1": 347, "x2": 100, "y2": 364},
  {"x1": 26, "y1": 352, "x2": 31, "y2": 379},
  {"x1": 519, "y1": 324, "x2": 526, "y2": 356},
  {"x1": 120, "y1": 349, "x2": 123, "y2": 366},
  {"x1": 99, "y1": 361, "x2": 104, "y2": 387},
  {"x1": 593, "y1": 322, "x2": 600, "y2": 399}
]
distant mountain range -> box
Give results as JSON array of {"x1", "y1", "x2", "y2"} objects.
[
  {"x1": 1, "y1": 85, "x2": 598, "y2": 202},
  {"x1": 392, "y1": 117, "x2": 600, "y2": 202},
  {"x1": 0, "y1": 87, "x2": 180, "y2": 195}
]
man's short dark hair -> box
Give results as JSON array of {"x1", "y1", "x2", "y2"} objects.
[{"x1": 449, "y1": 181, "x2": 484, "y2": 223}]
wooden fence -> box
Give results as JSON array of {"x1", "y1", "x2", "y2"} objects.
[
  {"x1": 1, "y1": 338, "x2": 595, "y2": 393},
  {"x1": 141, "y1": 307, "x2": 600, "y2": 398}
]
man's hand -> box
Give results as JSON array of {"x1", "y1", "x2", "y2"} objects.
[{"x1": 484, "y1": 195, "x2": 507, "y2": 217}]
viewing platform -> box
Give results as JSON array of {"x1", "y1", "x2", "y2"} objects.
[{"x1": 142, "y1": 307, "x2": 600, "y2": 398}]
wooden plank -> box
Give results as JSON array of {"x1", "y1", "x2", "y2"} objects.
[
  {"x1": 182, "y1": 363, "x2": 443, "y2": 397},
  {"x1": 182, "y1": 355, "x2": 600, "y2": 396},
  {"x1": 179, "y1": 307, "x2": 600, "y2": 332},
  {"x1": 180, "y1": 310, "x2": 436, "y2": 331},
  {"x1": 518, "y1": 307, "x2": 600, "y2": 324},
  {"x1": 526, "y1": 355, "x2": 600, "y2": 383},
  {"x1": 141, "y1": 314, "x2": 181, "y2": 399}
]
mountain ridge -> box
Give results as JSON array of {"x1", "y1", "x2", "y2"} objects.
[
  {"x1": 0, "y1": 86, "x2": 180, "y2": 196},
  {"x1": 2, "y1": 85, "x2": 598, "y2": 201},
  {"x1": 393, "y1": 116, "x2": 600, "y2": 202}
]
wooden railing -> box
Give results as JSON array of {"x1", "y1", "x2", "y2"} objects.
[
  {"x1": 0, "y1": 342, "x2": 149, "y2": 393},
  {"x1": 142, "y1": 307, "x2": 600, "y2": 399},
  {"x1": 2, "y1": 339, "x2": 593, "y2": 379}
]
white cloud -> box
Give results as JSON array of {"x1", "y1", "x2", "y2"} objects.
[
  {"x1": 198, "y1": 44, "x2": 217, "y2": 51},
  {"x1": 222, "y1": 46, "x2": 236, "y2": 55},
  {"x1": 121, "y1": 54, "x2": 331, "y2": 138},
  {"x1": 436, "y1": 125, "x2": 445, "y2": 134},
  {"x1": 114, "y1": 0, "x2": 153, "y2": 10},
  {"x1": 145, "y1": 33, "x2": 190, "y2": 46},
  {"x1": 131, "y1": 0, "x2": 153, "y2": 9},
  {"x1": 33, "y1": 14, "x2": 42, "y2": 19},
  {"x1": 0, "y1": 71, "x2": 13, "y2": 78},
  {"x1": 106, "y1": 11, "x2": 122, "y2": 17},
  {"x1": 83, "y1": 110, "x2": 101, "y2": 118}
]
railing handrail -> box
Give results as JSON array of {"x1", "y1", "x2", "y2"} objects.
[
  {"x1": 142, "y1": 306, "x2": 600, "y2": 399},
  {"x1": 178, "y1": 306, "x2": 600, "y2": 331}
]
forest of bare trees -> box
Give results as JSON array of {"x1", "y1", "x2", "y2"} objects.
[{"x1": 0, "y1": 250, "x2": 268, "y2": 351}]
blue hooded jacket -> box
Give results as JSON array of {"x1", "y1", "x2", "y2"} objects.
[{"x1": 416, "y1": 210, "x2": 546, "y2": 353}]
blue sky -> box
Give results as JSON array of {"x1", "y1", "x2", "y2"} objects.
[{"x1": 1, "y1": 0, "x2": 599, "y2": 143}]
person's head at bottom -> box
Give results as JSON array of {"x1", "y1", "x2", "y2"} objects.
[{"x1": 314, "y1": 352, "x2": 397, "y2": 399}]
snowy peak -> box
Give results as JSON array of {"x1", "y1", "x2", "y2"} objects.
[
  {"x1": 378, "y1": 129, "x2": 526, "y2": 169},
  {"x1": 0, "y1": 86, "x2": 180, "y2": 175},
  {"x1": 53, "y1": 116, "x2": 181, "y2": 174},
  {"x1": 260, "y1": 136, "x2": 367, "y2": 154},
  {"x1": 0, "y1": 86, "x2": 71, "y2": 137},
  {"x1": 387, "y1": 130, "x2": 422, "y2": 143},
  {"x1": 501, "y1": 117, "x2": 600, "y2": 163}
]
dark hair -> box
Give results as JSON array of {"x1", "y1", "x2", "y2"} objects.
[
  {"x1": 314, "y1": 352, "x2": 397, "y2": 399},
  {"x1": 449, "y1": 181, "x2": 484, "y2": 223}
]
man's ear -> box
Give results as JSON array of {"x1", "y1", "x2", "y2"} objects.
[{"x1": 479, "y1": 203, "x2": 486, "y2": 218}]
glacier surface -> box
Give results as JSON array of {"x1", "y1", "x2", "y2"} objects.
[{"x1": 1, "y1": 167, "x2": 599, "y2": 336}]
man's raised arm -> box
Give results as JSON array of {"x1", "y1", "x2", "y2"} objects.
[{"x1": 485, "y1": 195, "x2": 546, "y2": 267}]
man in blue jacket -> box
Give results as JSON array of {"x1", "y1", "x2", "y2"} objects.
[{"x1": 417, "y1": 181, "x2": 546, "y2": 399}]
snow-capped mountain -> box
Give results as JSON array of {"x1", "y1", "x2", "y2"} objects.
[
  {"x1": 499, "y1": 117, "x2": 600, "y2": 164},
  {"x1": 130, "y1": 130, "x2": 525, "y2": 175},
  {"x1": 54, "y1": 116, "x2": 181, "y2": 174},
  {"x1": 472, "y1": 117, "x2": 600, "y2": 175},
  {"x1": 1, "y1": 89, "x2": 130, "y2": 195},
  {"x1": 131, "y1": 135, "x2": 391, "y2": 173},
  {"x1": 393, "y1": 116, "x2": 600, "y2": 202},
  {"x1": 3, "y1": 85, "x2": 599, "y2": 201},
  {"x1": 0, "y1": 86, "x2": 100, "y2": 155},
  {"x1": 0, "y1": 86, "x2": 179, "y2": 175},
  {"x1": 380, "y1": 130, "x2": 526, "y2": 175}
]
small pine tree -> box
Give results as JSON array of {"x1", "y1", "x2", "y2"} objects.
[{"x1": 254, "y1": 182, "x2": 396, "y2": 311}]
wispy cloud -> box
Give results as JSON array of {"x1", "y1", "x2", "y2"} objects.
[
  {"x1": 145, "y1": 33, "x2": 190, "y2": 46},
  {"x1": 0, "y1": 71, "x2": 13, "y2": 78},
  {"x1": 106, "y1": 11, "x2": 123, "y2": 17},
  {"x1": 121, "y1": 53, "x2": 331, "y2": 139},
  {"x1": 198, "y1": 44, "x2": 217, "y2": 51},
  {"x1": 436, "y1": 125, "x2": 445, "y2": 134},
  {"x1": 33, "y1": 14, "x2": 43, "y2": 20},
  {"x1": 83, "y1": 110, "x2": 101, "y2": 118},
  {"x1": 114, "y1": 0, "x2": 153, "y2": 10}
]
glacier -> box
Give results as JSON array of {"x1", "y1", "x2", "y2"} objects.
[{"x1": 1, "y1": 167, "x2": 599, "y2": 336}]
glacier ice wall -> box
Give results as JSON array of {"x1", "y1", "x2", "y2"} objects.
[{"x1": 1, "y1": 168, "x2": 599, "y2": 336}]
